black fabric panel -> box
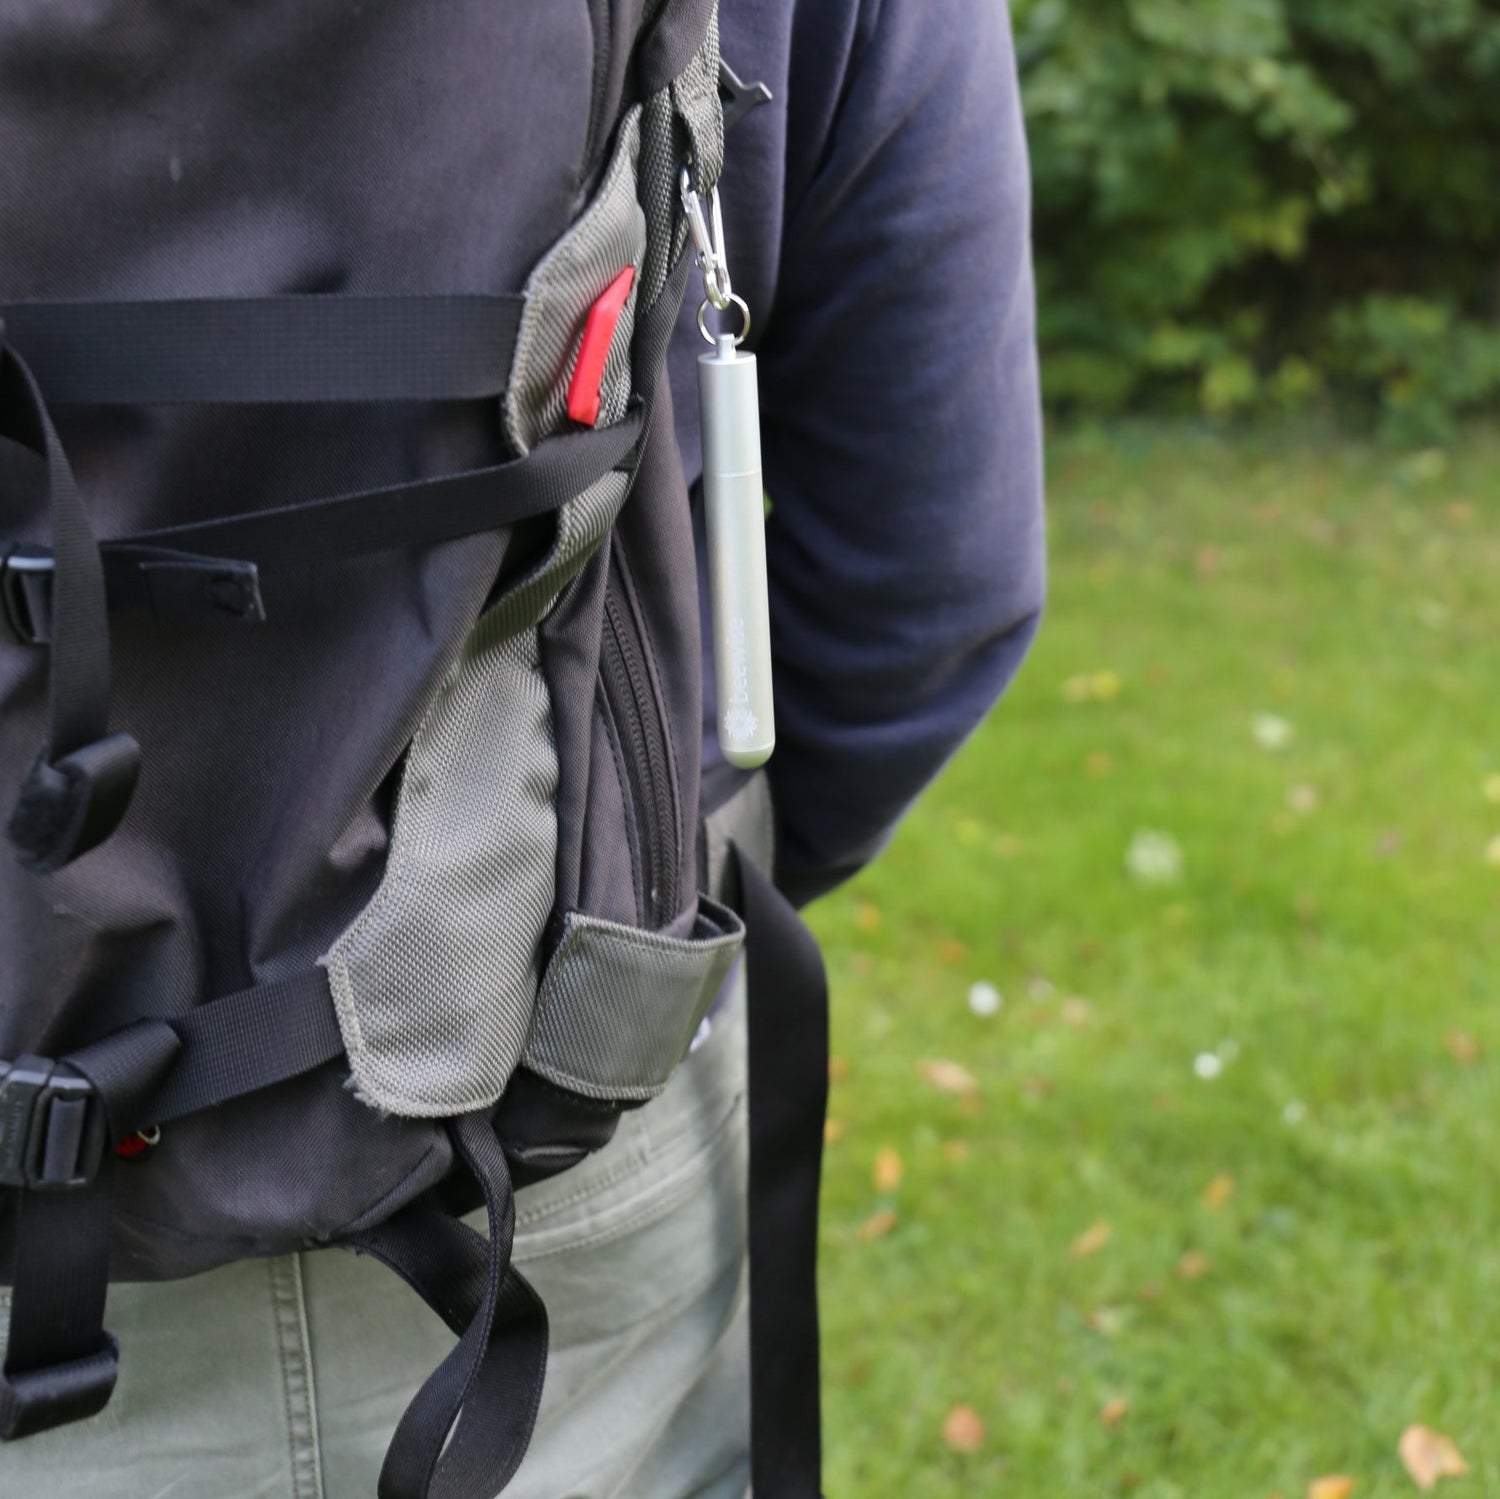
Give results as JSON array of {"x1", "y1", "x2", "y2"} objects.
[
  {"x1": 1, "y1": 294, "x2": 524, "y2": 407},
  {"x1": 0, "y1": 0, "x2": 599, "y2": 1273},
  {"x1": 583, "y1": 0, "x2": 651, "y2": 185}
]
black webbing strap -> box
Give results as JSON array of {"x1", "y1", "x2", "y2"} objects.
[
  {"x1": 0, "y1": 971, "x2": 343, "y2": 1443},
  {"x1": 3, "y1": 398, "x2": 648, "y2": 642},
  {"x1": 731, "y1": 844, "x2": 830, "y2": 1499},
  {"x1": 59, "y1": 250, "x2": 696, "y2": 633},
  {"x1": 344, "y1": 1112, "x2": 548, "y2": 1499},
  {"x1": 1, "y1": 294, "x2": 524, "y2": 407},
  {"x1": 0, "y1": 1024, "x2": 179, "y2": 1440},
  {"x1": 0, "y1": 338, "x2": 139, "y2": 872},
  {"x1": 0, "y1": 1169, "x2": 119, "y2": 1439},
  {"x1": 6, "y1": 235, "x2": 697, "y2": 644},
  {"x1": 111, "y1": 406, "x2": 645, "y2": 587},
  {"x1": 147, "y1": 968, "x2": 345, "y2": 1127}
]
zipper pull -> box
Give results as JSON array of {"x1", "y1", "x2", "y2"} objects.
[{"x1": 680, "y1": 169, "x2": 774, "y2": 769}]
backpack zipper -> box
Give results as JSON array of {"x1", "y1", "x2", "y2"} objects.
[{"x1": 600, "y1": 579, "x2": 680, "y2": 927}]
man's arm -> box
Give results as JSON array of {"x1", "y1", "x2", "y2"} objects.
[{"x1": 758, "y1": 0, "x2": 1045, "y2": 903}]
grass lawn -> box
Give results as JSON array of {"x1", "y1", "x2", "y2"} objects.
[{"x1": 809, "y1": 424, "x2": 1500, "y2": 1498}]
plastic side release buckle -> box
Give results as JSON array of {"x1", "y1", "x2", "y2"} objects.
[
  {"x1": 0, "y1": 547, "x2": 55, "y2": 646},
  {"x1": 0, "y1": 1057, "x2": 106, "y2": 1191},
  {"x1": 567, "y1": 266, "x2": 637, "y2": 428}
]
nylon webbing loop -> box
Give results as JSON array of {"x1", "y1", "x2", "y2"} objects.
[
  {"x1": 345, "y1": 1113, "x2": 549, "y2": 1499},
  {"x1": 1, "y1": 294, "x2": 524, "y2": 406},
  {"x1": 732, "y1": 844, "x2": 830, "y2": 1499}
]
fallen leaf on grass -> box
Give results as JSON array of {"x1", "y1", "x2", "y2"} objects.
[
  {"x1": 828, "y1": 1055, "x2": 849, "y2": 1083},
  {"x1": 919, "y1": 1059, "x2": 979, "y2": 1097},
  {"x1": 1070, "y1": 1221, "x2": 1112, "y2": 1258},
  {"x1": 1398, "y1": 1425, "x2": 1468, "y2": 1490},
  {"x1": 1444, "y1": 1032, "x2": 1480, "y2": 1065},
  {"x1": 858, "y1": 1209, "x2": 898, "y2": 1243},
  {"x1": 853, "y1": 900, "x2": 882, "y2": 932},
  {"x1": 1177, "y1": 1250, "x2": 1210, "y2": 1281},
  {"x1": 1288, "y1": 783, "x2": 1320, "y2": 814},
  {"x1": 1061, "y1": 670, "x2": 1122, "y2": 704},
  {"x1": 1203, "y1": 1174, "x2": 1235, "y2": 1208},
  {"x1": 1308, "y1": 1477, "x2": 1355, "y2": 1499},
  {"x1": 1101, "y1": 1397, "x2": 1129, "y2": 1427},
  {"x1": 942, "y1": 1405, "x2": 985, "y2": 1454},
  {"x1": 824, "y1": 1119, "x2": 847, "y2": 1145},
  {"x1": 873, "y1": 1148, "x2": 904, "y2": 1193},
  {"x1": 1062, "y1": 998, "x2": 1093, "y2": 1028}
]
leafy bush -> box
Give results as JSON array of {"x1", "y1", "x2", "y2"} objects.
[{"x1": 1015, "y1": 0, "x2": 1500, "y2": 440}]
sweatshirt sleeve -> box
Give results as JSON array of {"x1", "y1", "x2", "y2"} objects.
[{"x1": 758, "y1": 0, "x2": 1045, "y2": 903}]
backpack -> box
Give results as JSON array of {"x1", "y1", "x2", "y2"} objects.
[{"x1": 0, "y1": 4, "x2": 828, "y2": 1495}]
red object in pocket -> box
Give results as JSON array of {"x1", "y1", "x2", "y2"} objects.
[{"x1": 567, "y1": 265, "x2": 636, "y2": 427}]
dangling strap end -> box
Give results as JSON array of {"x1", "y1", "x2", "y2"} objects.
[{"x1": 7, "y1": 733, "x2": 141, "y2": 874}]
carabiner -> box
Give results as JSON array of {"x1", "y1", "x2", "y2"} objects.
[{"x1": 679, "y1": 167, "x2": 734, "y2": 311}]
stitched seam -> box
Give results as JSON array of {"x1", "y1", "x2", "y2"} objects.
[
  {"x1": 268, "y1": 1258, "x2": 324, "y2": 1499},
  {"x1": 288, "y1": 1256, "x2": 325, "y2": 1499}
]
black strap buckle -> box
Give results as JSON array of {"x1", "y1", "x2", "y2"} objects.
[
  {"x1": 0, "y1": 1056, "x2": 106, "y2": 1191},
  {"x1": 0, "y1": 546, "x2": 55, "y2": 646}
]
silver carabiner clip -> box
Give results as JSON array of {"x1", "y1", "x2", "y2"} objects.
[{"x1": 679, "y1": 166, "x2": 734, "y2": 311}]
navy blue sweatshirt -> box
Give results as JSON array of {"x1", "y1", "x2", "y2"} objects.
[{"x1": 669, "y1": 0, "x2": 1046, "y2": 901}]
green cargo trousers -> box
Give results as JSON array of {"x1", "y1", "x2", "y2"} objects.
[{"x1": 0, "y1": 971, "x2": 752, "y2": 1499}]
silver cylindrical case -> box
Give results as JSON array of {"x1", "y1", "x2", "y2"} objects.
[{"x1": 698, "y1": 335, "x2": 775, "y2": 768}]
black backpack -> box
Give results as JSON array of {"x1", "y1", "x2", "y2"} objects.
[{"x1": 0, "y1": 4, "x2": 827, "y2": 1494}]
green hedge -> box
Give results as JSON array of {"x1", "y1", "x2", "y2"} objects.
[{"x1": 1016, "y1": 0, "x2": 1500, "y2": 441}]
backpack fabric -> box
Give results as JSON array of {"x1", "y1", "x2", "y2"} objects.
[{"x1": 0, "y1": 4, "x2": 827, "y2": 1495}]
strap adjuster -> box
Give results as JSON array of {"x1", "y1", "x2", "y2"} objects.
[
  {"x1": 0, "y1": 1057, "x2": 106, "y2": 1191},
  {"x1": 0, "y1": 547, "x2": 55, "y2": 646}
]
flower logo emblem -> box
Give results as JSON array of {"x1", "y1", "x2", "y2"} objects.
[{"x1": 723, "y1": 705, "x2": 758, "y2": 744}]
